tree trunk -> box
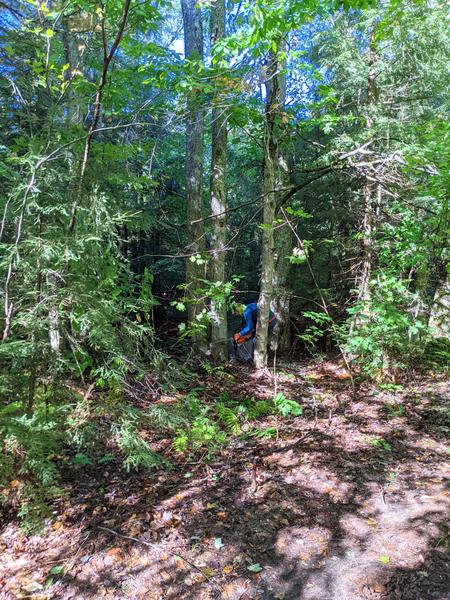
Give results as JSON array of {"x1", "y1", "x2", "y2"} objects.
[
  {"x1": 254, "y1": 50, "x2": 280, "y2": 370},
  {"x1": 357, "y1": 33, "x2": 378, "y2": 305},
  {"x1": 349, "y1": 29, "x2": 378, "y2": 348},
  {"x1": 62, "y1": 16, "x2": 83, "y2": 125},
  {"x1": 181, "y1": 0, "x2": 207, "y2": 353},
  {"x1": 272, "y1": 216, "x2": 293, "y2": 350},
  {"x1": 272, "y1": 53, "x2": 292, "y2": 352},
  {"x1": 209, "y1": 0, "x2": 228, "y2": 361}
]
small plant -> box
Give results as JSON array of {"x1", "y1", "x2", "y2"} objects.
[
  {"x1": 216, "y1": 403, "x2": 241, "y2": 434},
  {"x1": 201, "y1": 362, "x2": 233, "y2": 380},
  {"x1": 172, "y1": 416, "x2": 227, "y2": 454},
  {"x1": 385, "y1": 403, "x2": 406, "y2": 418},
  {"x1": 112, "y1": 416, "x2": 165, "y2": 471},
  {"x1": 246, "y1": 427, "x2": 277, "y2": 440},
  {"x1": 71, "y1": 452, "x2": 93, "y2": 466},
  {"x1": 298, "y1": 311, "x2": 334, "y2": 352},
  {"x1": 368, "y1": 436, "x2": 392, "y2": 452},
  {"x1": 379, "y1": 383, "x2": 403, "y2": 393},
  {"x1": 273, "y1": 393, "x2": 303, "y2": 418}
]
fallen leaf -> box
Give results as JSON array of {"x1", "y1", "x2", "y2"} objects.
[
  {"x1": 106, "y1": 547, "x2": 121, "y2": 557},
  {"x1": 202, "y1": 567, "x2": 214, "y2": 578},
  {"x1": 217, "y1": 511, "x2": 227, "y2": 520},
  {"x1": 367, "y1": 518, "x2": 377, "y2": 526},
  {"x1": 22, "y1": 582, "x2": 43, "y2": 592},
  {"x1": 51, "y1": 522, "x2": 63, "y2": 530},
  {"x1": 223, "y1": 564, "x2": 234, "y2": 574},
  {"x1": 206, "y1": 503, "x2": 216, "y2": 509},
  {"x1": 10, "y1": 480, "x2": 20, "y2": 488}
]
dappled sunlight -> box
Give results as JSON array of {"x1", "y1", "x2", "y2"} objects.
[{"x1": 1, "y1": 361, "x2": 448, "y2": 599}]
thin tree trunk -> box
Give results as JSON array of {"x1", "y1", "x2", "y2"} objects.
[
  {"x1": 209, "y1": 0, "x2": 228, "y2": 361},
  {"x1": 254, "y1": 50, "x2": 280, "y2": 370},
  {"x1": 181, "y1": 0, "x2": 207, "y2": 353}
]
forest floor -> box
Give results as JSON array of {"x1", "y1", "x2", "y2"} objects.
[{"x1": 1, "y1": 358, "x2": 449, "y2": 600}]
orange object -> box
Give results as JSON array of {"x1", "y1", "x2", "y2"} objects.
[{"x1": 234, "y1": 332, "x2": 252, "y2": 344}]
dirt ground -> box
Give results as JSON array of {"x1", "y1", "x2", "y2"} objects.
[{"x1": 1, "y1": 360, "x2": 449, "y2": 600}]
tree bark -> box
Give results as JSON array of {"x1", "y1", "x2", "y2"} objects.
[
  {"x1": 254, "y1": 50, "x2": 280, "y2": 370},
  {"x1": 209, "y1": 0, "x2": 228, "y2": 361},
  {"x1": 357, "y1": 32, "x2": 378, "y2": 304},
  {"x1": 181, "y1": 0, "x2": 207, "y2": 353},
  {"x1": 272, "y1": 51, "x2": 292, "y2": 352}
]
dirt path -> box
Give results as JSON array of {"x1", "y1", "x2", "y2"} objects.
[{"x1": 1, "y1": 362, "x2": 449, "y2": 600}]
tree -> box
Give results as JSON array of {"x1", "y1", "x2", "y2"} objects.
[
  {"x1": 254, "y1": 47, "x2": 282, "y2": 370},
  {"x1": 181, "y1": 0, "x2": 207, "y2": 353},
  {"x1": 272, "y1": 42, "x2": 293, "y2": 352},
  {"x1": 209, "y1": 0, "x2": 228, "y2": 361}
]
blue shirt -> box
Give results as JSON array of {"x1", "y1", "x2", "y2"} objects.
[{"x1": 239, "y1": 303, "x2": 275, "y2": 337}]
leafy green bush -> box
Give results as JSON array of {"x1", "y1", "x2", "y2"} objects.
[
  {"x1": 0, "y1": 403, "x2": 67, "y2": 532},
  {"x1": 346, "y1": 274, "x2": 430, "y2": 377}
]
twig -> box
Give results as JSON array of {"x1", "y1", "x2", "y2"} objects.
[{"x1": 97, "y1": 526, "x2": 219, "y2": 589}]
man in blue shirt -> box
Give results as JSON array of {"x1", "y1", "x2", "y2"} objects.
[{"x1": 233, "y1": 302, "x2": 276, "y2": 345}]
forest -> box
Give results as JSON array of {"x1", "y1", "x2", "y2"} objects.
[{"x1": 0, "y1": 0, "x2": 449, "y2": 598}]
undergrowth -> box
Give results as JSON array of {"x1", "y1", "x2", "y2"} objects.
[{"x1": 0, "y1": 382, "x2": 304, "y2": 532}]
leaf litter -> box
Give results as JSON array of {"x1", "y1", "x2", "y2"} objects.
[{"x1": 0, "y1": 359, "x2": 449, "y2": 600}]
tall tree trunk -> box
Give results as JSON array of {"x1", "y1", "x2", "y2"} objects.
[
  {"x1": 254, "y1": 50, "x2": 280, "y2": 370},
  {"x1": 209, "y1": 0, "x2": 228, "y2": 361},
  {"x1": 357, "y1": 32, "x2": 378, "y2": 304},
  {"x1": 272, "y1": 51, "x2": 292, "y2": 352},
  {"x1": 181, "y1": 0, "x2": 207, "y2": 353}
]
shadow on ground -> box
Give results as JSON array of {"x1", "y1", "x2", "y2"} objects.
[{"x1": 0, "y1": 364, "x2": 448, "y2": 600}]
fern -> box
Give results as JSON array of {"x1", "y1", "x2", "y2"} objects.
[
  {"x1": 112, "y1": 419, "x2": 165, "y2": 471},
  {"x1": 216, "y1": 403, "x2": 241, "y2": 434},
  {"x1": 146, "y1": 404, "x2": 187, "y2": 430},
  {"x1": 247, "y1": 400, "x2": 274, "y2": 419},
  {"x1": 247, "y1": 427, "x2": 277, "y2": 440}
]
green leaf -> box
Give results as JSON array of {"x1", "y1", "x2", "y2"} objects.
[
  {"x1": 247, "y1": 563, "x2": 263, "y2": 573},
  {"x1": 72, "y1": 452, "x2": 93, "y2": 466},
  {"x1": 50, "y1": 565, "x2": 64, "y2": 575},
  {"x1": 378, "y1": 555, "x2": 390, "y2": 564}
]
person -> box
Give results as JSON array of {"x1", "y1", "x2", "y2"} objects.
[{"x1": 232, "y1": 302, "x2": 276, "y2": 362}]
